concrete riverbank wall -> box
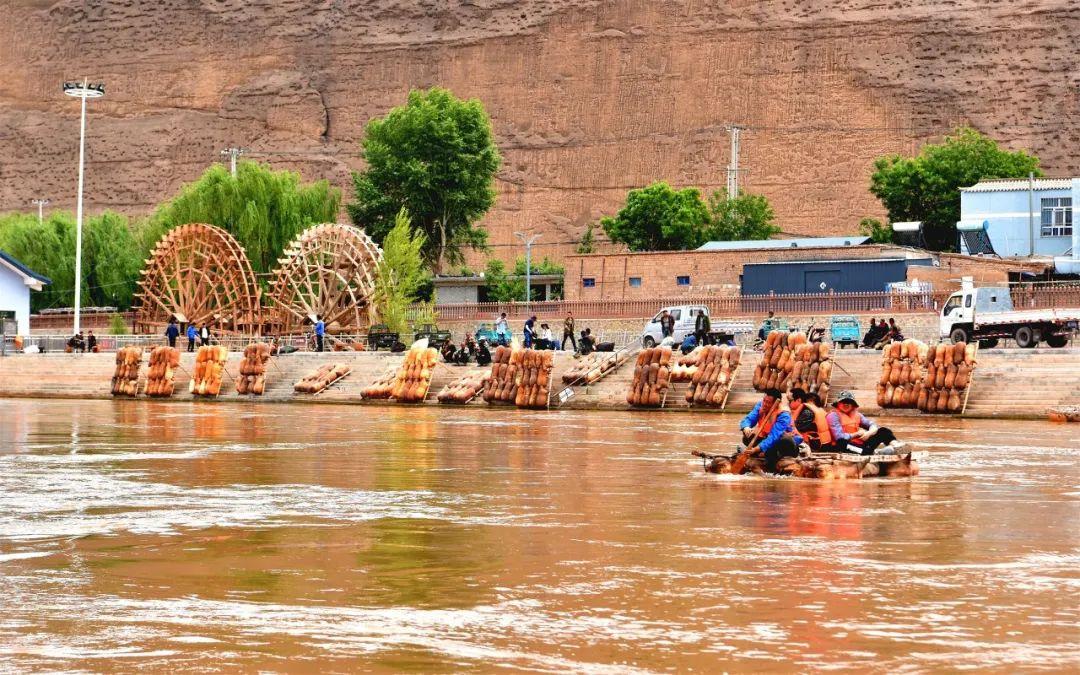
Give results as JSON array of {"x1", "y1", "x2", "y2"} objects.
[{"x1": 1, "y1": 347, "x2": 1077, "y2": 420}]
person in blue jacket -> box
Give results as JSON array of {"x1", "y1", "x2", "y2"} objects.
[
  {"x1": 165, "y1": 318, "x2": 180, "y2": 348},
  {"x1": 739, "y1": 388, "x2": 802, "y2": 473},
  {"x1": 314, "y1": 315, "x2": 325, "y2": 352},
  {"x1": 185, "y1": 323, "x2": 198, "y2": 352}
]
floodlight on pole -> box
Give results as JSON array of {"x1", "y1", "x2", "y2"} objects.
[
  {"x1": 221, "y1": 147, "x2": 245, "y2": 176},
  {"x1": 31, "y1": 198, "x2": 50, "y2": 224},
  {"x1": 63, "y1": 79, "x2": 105, "y2": 335},
  {"x1": 514, "y1": 231, "x2": 541, "y2": 310}
]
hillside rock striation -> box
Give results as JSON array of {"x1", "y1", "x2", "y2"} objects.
[{"x1": 1, "y1": 0, "x2": 1077, "y2": 264}]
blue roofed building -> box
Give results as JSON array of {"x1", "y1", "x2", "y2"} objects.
[
  {"x1": 958, "y1": 178, "x2": 1079, "y2": 273},
  {"x1": 0, "y1": 250, "x2": 51, "y2": 336}
]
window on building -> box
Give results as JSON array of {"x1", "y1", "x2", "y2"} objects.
[
  {"x1": 628, "y1": 277, "x2": 642, "y2": 287},
  {"x1": 676, "y1": 275, "x2": 691, "y2": 286},
  {"x1": 1041, "y1": 197, "x2": 1072, "y2": 237},
  {"x1": 582, "y1": 277, "x2": 595, "y2": 288}
]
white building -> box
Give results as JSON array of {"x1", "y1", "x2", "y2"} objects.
[
  {"x1": 0, "y1": 250, "x2": 51, "y2": 336},
  {"x1": 958, "y1": 177, "x2": 1079, "y2": 273}
]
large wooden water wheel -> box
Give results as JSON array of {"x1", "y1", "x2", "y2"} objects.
[
  {"x1": 134, "y1": 223, "x2": 261, "y2": 335},
  {"x1": 265, "y1": 223, "x2": 382, "y2": 334}
]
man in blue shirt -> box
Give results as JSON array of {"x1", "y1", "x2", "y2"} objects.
[
  {"x1": 185, "y1": 323, "x2": 197, "y2": 352},
  {"x1": 739, "y1": 388, "x2": 802, "y2": 473},
  {"x1": 165, "y1": 318, "x2": 180, "y2": 348},
  {"x1": 494, "y1": 313, "x2": 509, "y2": 346},
  {"x1": 314, "y1": 315, "x2": 325, "y2": 352}
]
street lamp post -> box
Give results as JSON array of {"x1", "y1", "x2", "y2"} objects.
[
  {"x1": 514, "y1": 232, "x2": 541, "y2": 311},
  {"x1": 63, "y1": 79, "x2": 105, "y2": 335},
  {"x1": 31, "y1": 198, "x2": 50, "y2": 224}
]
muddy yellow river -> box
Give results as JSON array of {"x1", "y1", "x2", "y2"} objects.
[{"x1": 1, "y1": 400, "x2": 1077, "y2": 672}]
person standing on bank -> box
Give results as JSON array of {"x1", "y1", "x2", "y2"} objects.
[
  {"x1": 186, "y1": 323, "x2": 198, "y2": 352},
  {"x1": 495, "y1": 313, "x2": 509, "y2": 346},
  {"x1": 562, "y1": 312, "x2": 576, "y2": 351},
  {"x1": 694, "y1": 309, "x2": 711, "y2": 347},
  {"x1": 825, "y1": 391, "x2": 903, "y2": 455},
  {"x1": 660, "y1": 310, "x2": 675, "y2": 339},
  {"x1": 165, "y1": 318, "x2": 179, "y2": 348},
  {"x1": 314, "y1": 315, "x2": 325, "y2": 352},
  {"x1": 199, "y1": 324, "x2": 210, "y2": 347},
  {"x1": 523, "y1": 315, "x2": 536, "y2": 349}
]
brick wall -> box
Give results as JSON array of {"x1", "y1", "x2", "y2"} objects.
[
  {"x1": 565, "y1": 246, "x2": 1054, "y2": 300},
  {"x1": 565, "y1": 245, "x2": 904, "y2": 300}
]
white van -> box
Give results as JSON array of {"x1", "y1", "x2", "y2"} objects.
[{"x1": 641, "y1": 305, "x2": 709, "y2": 348}]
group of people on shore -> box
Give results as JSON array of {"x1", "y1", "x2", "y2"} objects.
[
  {"x1": 493, "y1": 312, "x2": 597, "y2": 354},
  {"x1": 65, "y1": 330, "x2": 98, "y2": 353},
  {"x1": 164, "y1": 318, "x2": 213, "y2": 351},
  {"x1": 738, "y1": 388, "x2": 904, "y2": 473},
  {"x1": 863, "y1": 317, "x2": 904, "y2": 349}
]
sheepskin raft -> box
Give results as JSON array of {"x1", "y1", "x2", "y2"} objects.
[
  {"x1": 753, "y1": 332, "x2": 833, "y2": 402},
  {"x1": 916, "y1": 341, "x2": 977, "y2": 414},
  {"x1": 236, "y1": 342, "x2": 271, "y2": 395},
  {"x1": 692, "y1": 450, "x2": 920, "y2": 479},
  {"x1": 295, "y1": 363, "x2": 351, "y2": 394},
  {"x1": 145, "y1": 346, "x2": 180, "y2": 397},
  {"x1": 437, "y1": 369, "x2": 487, "y2": 404},
  {"x1": 877, "y1": 339, "x2": 929, "y2": 409},
  {"x1": 110, "y1": 346, "x2": 143, "y2": 397},
  {"x1": 684, "y1": 344, "x2": 741, "y2": 408},
  {"x1": 190, "y1": 345, "x2": 229, "y2": 397},
  {"x1": 626, "y1": 346, "x2": 673, "y2": 407},
  {"x1": 390, "y1": 345, "x2": 439, "y2": 403}
]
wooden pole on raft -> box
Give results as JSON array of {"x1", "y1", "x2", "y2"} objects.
[{"x1": 960, "y1": 341, "x2": 978, "y2": 415}]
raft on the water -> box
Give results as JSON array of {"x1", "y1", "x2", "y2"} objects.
[
  {"x1": 692, "y1": 449, "x2": 920, "y2": 479},
  {"x1": 1048, "y1": 406, "x2": 1080, "y2": 423}
]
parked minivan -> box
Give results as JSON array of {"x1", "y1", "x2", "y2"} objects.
[{"x1": 641, "y1": 305, "x2": 710, "y2": 348}]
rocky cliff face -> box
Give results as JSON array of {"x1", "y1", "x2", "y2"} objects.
[{"x1": 1, "y1": 0, "x2": 1077, "y2": 264}]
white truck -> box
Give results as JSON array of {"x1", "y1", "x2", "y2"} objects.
[
  {"x1": 640, "y1": 305, "x2": 752, "y2": 348},
  {"x1": 939, "y1": 284, "x2": 1080, "y2": 348}
]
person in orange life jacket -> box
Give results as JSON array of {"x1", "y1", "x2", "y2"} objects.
[
  {"x1": 825, "y1": 390, "x2": 901, "y2": 455},
  {"x1": 799, "y1": 392, "x2": 833, "y2": 451},
  {"x1": 739, "y1": 388, "x2": 802, "y2": 472}
]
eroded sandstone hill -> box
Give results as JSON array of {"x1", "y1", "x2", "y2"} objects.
[{"x1": 1, "y1": 0, "x2": 1077, "y2": 264}]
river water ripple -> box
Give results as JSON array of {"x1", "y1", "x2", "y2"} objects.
[{"x1": 0, "y1": 399, "x2": 1077, "y2": 672}]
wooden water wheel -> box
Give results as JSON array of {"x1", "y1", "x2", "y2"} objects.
[
  {"x1": 265, "y1": 223, "x2": 382, "y2": 334},
  {"x1": 134, "y1": 223, "x2": 261, "y2": 335}
]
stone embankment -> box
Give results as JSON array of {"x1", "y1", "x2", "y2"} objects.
[{"x1": 1, "y1": 346, "x2": 1077, "y2": 420}]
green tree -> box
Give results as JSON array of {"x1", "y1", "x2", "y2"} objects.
[
  {"x1": 150, "y1": 161, "x2": 340, "y2": 274},
  {"x1": 859, "y1": 217, "x2": 894, "y2": 244},
  {"x1": 870, "y1": 127, "x2": 1041, "y2": 251},
  {"x1": 0, "y1": 210, "x2": 145, "y2": 311},
  {"x1": 348, "y1": 87, "x2": 501, "y2": 271},
  {"x1": 576, "y1": 223, "x2": 596, "y2": 254},
  {"x1": 600, "y1": 182, "x2": 712, "y2": 251},
  {"x1": 482, "y1": 256, "x2": 563, "y2": 302},
  {"x1": 373, "y1": 209, "x2": 429, "y2": 334},
  {"x1": 706, "y1": 189, "x2": 780, "y2": 241}
]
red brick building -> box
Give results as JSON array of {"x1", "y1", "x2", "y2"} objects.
[{"x1": 563, "y1": 238, "x2": 1052, "y2": 300}]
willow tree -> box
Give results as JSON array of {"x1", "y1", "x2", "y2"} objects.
[
  {"x1": 348, "y1": 87, "x2": 501, "y2": 271},
  {"x1": 373, "y1": 209, "x2": 428, "y2": 334},
  {"x1": 0, "y1": 211, "x2": 143, "y2": 311},
  {"x1": 150, "y1": 161, "x2": 341, "y2": 275}
]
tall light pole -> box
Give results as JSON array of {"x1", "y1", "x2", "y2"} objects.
[
  {"x1": 514, "y1": 231, "x2": 541, "y2": 310},
  {"x1": 63, "y1": 79, "x2": 105, "y2": 334},
  {"x1": 221, "y1": 147, "x2": 245, "y2": 176},
  {"x1": 31, "y1": 198, "x2": 50, "y2": 224}
]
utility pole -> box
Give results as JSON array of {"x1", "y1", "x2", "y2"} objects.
[
  {"x1": 726, "y1": 125, "x2": 742, "y2": 199},
  {"x1": 31, "y1": 198, "x2": 50, "y2": 224},
  {"x1": 221, "y1": 147, "x2": 245, "y2": 177},
  {"x1": 63, "y1": 79, "x2": 105, "y2": 335},
  {"x1": 514, "y1": 232, "x2": 541, "y2": 310},
  {"x1": 1027, "y1": 171, "x2": 1035, "y2": 256}
]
